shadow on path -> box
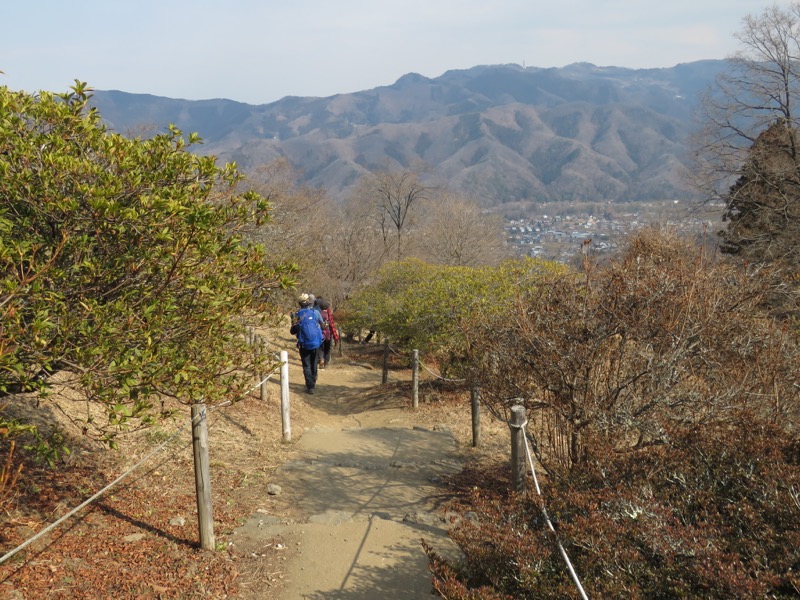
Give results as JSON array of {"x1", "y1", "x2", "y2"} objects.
[{"x1": 232, "y1": 426, "x2": 463, "y2": 599}]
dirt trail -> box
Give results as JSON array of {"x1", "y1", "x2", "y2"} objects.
[{"x1": 229, "y1": 339, "x2": 465, "y2": 599}]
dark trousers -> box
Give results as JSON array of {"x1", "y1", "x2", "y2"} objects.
[
  {"x1": 320, "y1": 339, "x2": 333, "y2": 366},
  {"x1": 299, "y1": 346, "x2": 319, "y2": 390}
]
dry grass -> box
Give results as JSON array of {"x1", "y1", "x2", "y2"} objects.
[{"x1": 0, "y1": 332, "x2": 511, "y2": 599}]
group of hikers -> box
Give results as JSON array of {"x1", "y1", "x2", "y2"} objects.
[{"x1": 289, "y1": 293, "x2": 340, "y2": 394}]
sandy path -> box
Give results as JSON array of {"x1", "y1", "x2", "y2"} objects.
[{"x1": 230, "y1": 339, "x2": 463, "y2": 599}]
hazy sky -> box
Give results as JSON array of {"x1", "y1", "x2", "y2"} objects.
[{"x1": 1, "y1": 1, "x2": 793, "y2": 105}]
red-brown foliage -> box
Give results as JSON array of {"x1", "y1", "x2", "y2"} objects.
[
  {"x1": 431, "y1": 230, "x2": 800, "y2": 598},
  {"x1": 432, "y1": 414, "x2": 800, "y2": 598}
]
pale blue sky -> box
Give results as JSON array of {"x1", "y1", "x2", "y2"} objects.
[{"x1": 1, "y1": 1, "x2": 792, "y2": 105}]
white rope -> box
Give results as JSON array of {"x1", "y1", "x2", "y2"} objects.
[
  {"x1": 0, "y1": 406, "x2": 208, "y2": 565},
  {"x1": 385, "y1": 343, "x2": 466, "y2": 383},
  {"x1": 519, "y1": 423, "x2": 590, "y2": 600},
  {"x1": 0, "y1": 358, "x2": 286, "y2": 565},
  {"x1": 252, "y1": 361, "x2": 285, "y2": 391},
  {"x1": 419, "y1": 360, "x2": 466, "y2": 383},
  {"x1": 387, "y1": 344, "x2": 405, "y2": 357}
]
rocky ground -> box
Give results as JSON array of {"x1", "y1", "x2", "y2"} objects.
[{"x1": 0, "y1": 329, "x2": 510, "y2": 599}]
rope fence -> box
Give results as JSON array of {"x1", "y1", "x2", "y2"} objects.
[
  {"x1": 0, "y1": 356, "x2": 286, "y2": 566},
  {"x1": 6, "y1": 330, "x2": 587, "y2": 598},
  {"x1": 386, "y1": 343, "x2": 466, "y2": 383},
  {"x1": 418, "y1": 361, "x2": 466, "y2": 383},
  {"x1": 386, "y1": 342, "x2": 585, "y2": 595},
  {"x1": 510, "y1": 412, "x2": 590, "y2": 600}
]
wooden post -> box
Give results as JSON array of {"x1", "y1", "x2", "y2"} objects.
[
  {"x1": 471, "y1": 385, "x2": 481, "y2": 447},
  {"x1": 254, "y1": 335, "x2": 263, "y2": 396},
  {"x1": 280, "y1": 350, "x2": 291, "y2": 442},
  {"x1": 191, "y1": 403, "x2": 215, "y2": 550},
  {"x1": 259, "y1": 338, "x2": 268, "y2": 402},
  {"x1": 509, "y1": 404, "x2": 527, "y2": 495},
  {"x1": 412, "y1": 349, "x2": 419, "y2": 409},
  {"x1": 381, "y1": 342, "x2": 389, "y2": 385}
]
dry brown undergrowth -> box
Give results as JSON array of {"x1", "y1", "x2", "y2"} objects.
[{"x1": 0, "y1": 339, "x2": 509, "y2": 599}]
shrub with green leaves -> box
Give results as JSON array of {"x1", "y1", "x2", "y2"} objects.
[
  {"x1": 342, "y1": 257, "x2": 565, "y2": 377},
  {"x1": 0, "y1": 82, "x2": 294, "y2": 444}
]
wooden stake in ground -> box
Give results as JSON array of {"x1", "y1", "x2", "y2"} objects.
[
  {"x1": 471, "y1": 385, "x2": 481, "y2": 447},
  {"x1": 412, "y1": 349, "x2": 419, "y2": 409},
  {"x1": 191, "y1": 403, "x2": 215, "y2": 550},
  {"x1": 280, "y1": 350, "x2": 291, "y2": 442},
  {"x1": 509, "y1": 404, "x2": 527, "y2": 495},
  {"x1": 382, "y1": 342, "x2": 389, "y2": 385}
]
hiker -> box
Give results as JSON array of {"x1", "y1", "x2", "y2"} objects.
[
  {"x1": 290, "y1": 293, "x2": 324, "y2": 394},
  {"x1": 316, "y1": 298, "x2": 340, "y2": 369}
]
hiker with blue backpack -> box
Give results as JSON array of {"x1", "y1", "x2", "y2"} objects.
[{"x1": 290, "y1": 293, "x2": 324, "y2": 394}]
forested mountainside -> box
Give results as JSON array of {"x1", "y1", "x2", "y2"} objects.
[{"x1": 90, "y1": 60, "x2": 726, "y2": 207}]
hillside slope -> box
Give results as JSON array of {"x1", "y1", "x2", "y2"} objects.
[{"x1": 90, "y1": 60, "x2": 727, "y2": 206}]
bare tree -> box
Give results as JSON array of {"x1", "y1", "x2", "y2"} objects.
[
  {"x1": 415, "y1": 192, "x2": 510, "y2": 267},
  {"x1": 692, "y1": 3, "x2": 800, "y2": 270},
  {"x1": 244, "y1": 159, "x2": 329, "y2": 293},
  {"x1": 693, "y1": 3, "x2": 800, "y2": 196},
  {"x1": 364, "y1": 168, "x2": 434, "y2": 261},
  {"x1": 322, "y1": 193, "x2": 387, "y2": 303}
]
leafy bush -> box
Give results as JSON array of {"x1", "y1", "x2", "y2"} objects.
[
  {"x1": 0, "y1": 83, "x2": 294, "y2": 443},
  {"x1": 342, "y1": 257, "x2": 565, "y2": 378}
]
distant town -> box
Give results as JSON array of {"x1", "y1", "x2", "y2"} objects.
[{"x1": 505, "y1": 199, "x2": 725, "y2": 264}]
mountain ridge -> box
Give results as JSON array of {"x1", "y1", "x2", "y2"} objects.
[{"x1": 89, "y1": 60, "x2": 729, "y2": 208}]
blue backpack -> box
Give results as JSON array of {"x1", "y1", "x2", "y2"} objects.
[{"x1": 295, "y1": 308, "x2": 323, "y2": 349}]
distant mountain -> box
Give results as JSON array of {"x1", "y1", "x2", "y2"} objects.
[{"x1": 89, "y1": 60, "x2": 728, "y2": 208}]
